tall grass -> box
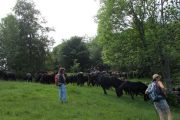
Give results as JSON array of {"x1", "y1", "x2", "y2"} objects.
[{"x1": 0, "y1": 80, "x2": 179, "y2": 120}]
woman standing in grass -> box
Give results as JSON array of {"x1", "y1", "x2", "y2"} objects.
[
  {"x1": 57, "y1": 68, "x2": 67, "y2": 103},
  {"x1": 145, "y1": 74, "x2": 172, "y2": 120}
]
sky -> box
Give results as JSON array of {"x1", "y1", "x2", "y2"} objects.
[{"x1": 0, "y1": 0, "x2": 100, "y2": 46}]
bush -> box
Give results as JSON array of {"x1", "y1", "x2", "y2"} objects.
[
  {"x1": 70, "y1": 59, "x2": 80, "y2": 73},
  {"x1": 167, "y1": 93, "x2": 180, "y2": 107}
]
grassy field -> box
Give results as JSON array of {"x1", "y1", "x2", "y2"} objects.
[{"x1": 0, "y1": 80, "x2": 179, "y2": 120}]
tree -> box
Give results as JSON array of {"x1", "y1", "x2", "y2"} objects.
[
  {"x1": 97, "y1": 0, "x2": 142, "y2": 71},
  {"x1": 70, "y1": 59, "x2": 80, "y2": 73},
  {"x1": 144, "y1": 0, "x2": 180, "y2": 86},
  {"x1": 0, "y1": 0, "x2": 54, "y2": 76},
  {"x1": 14, "y1": 0, "x2": 53, "y2": 73},
  {"x1": 0, "y1": 14, "x2": 20, "y2": 70},
  {"x1": 53, "y1": 36, "x2": 90, "y2": 71},
  {"x1": 97, "y1": 0, "x2": 180, "y2": 83},
  {"x1": 87, "y1": 37, "x2": 103, "y2": 66}
]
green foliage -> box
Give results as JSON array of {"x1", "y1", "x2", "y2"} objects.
[
  {"x1": 0, "y1": 15, "x2": 20, "y2": 70},
  {"x1": 167, "y1": 93, "x2": 179, "y2": 107},
  {"x1": 0, "y1": 0, "x2": 54, "y2": 73},
  {"x1": 44, "y1": 52, "x2": 55, "y2": 71},
  {"x1": 52, "y1": 36, "x2": 90, "y2": 71},
  {"x1": 51, "y1": 44, "x2": 63, "y2": 70},
  {"x1": 70, "y1": 59, "x2": 80, "y2": 73},
  {"x1": 87, "y1": 37, "x2": 103, "y2": 66},
  {"x1": 0, "y1": 81, "x2": 180, "y2": 120},
  {"x1": 51, "y1": 36, "x2": 103, "y2": 72},
  {"x1": 97, "y1": 0, "x2": 180, "y2": 79}
]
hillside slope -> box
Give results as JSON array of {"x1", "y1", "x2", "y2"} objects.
[{"x1": 0, "y1": 81, "x2": 179, "y2": 120}]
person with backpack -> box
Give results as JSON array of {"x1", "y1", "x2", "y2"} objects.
[
  {"x1": 145, "y1": 74, "x2": 172, "y2": 120},
  {"x1": 57, "y1": 68, "x2": 67, "y2": 103}
]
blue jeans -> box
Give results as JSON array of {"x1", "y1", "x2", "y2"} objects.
[{"x1": 59, "y1": 84, "x2": 67, "y2": 102}]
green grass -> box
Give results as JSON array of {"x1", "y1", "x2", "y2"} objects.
[{"x1": 0, "y1": 80, "x2": 179, "y2": 120}]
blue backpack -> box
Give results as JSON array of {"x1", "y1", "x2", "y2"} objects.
[{"x1": 147, "y1": 81, "x2": 165, "y2": 102}]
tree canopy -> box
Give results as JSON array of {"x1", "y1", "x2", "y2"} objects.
[
  {"x1": 0, "y1": 0, "x2": 54, "y2": 75},
  {"x1": 0, "y1": 0, "x2": 179, "y2": 83},
  {"x1": 97, "y1": 0, "x2": 180, "y2": 83},
  {"x1": 52, "y1": 36, "x2": 90, "y2": 72}
]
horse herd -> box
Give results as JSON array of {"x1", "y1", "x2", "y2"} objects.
[{"x1": 0, "y1": 70, "x2": 180, "y2": 102}]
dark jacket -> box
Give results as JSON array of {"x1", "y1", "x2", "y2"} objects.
[{"x1": 58, "y1": 74, "x2": 65, "y2": 85}]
